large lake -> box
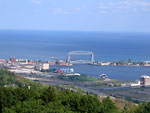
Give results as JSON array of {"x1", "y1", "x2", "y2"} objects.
[{"x1": 0, "y1": 30, "x2": 150, "y2": 81}]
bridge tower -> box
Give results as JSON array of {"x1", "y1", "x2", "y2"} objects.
[{"x1": 67, "y1": 51, "x2": 95, "y2": 64}]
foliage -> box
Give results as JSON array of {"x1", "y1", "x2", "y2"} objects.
[
  {"x1": 41, "y1": 69, "x2": 56, "y2": 72},
  {"x1": 0, "y1": 86, "x2": 121, "y2": 113},
  {"x1": 0, "y1": 68, "x2": 32, "y2": 87},
  {"x1": 0, "y1": 68, "x2": 119, "y2": 113},
  {"x1": 1, "y1": 68, "x2": 150, "y2": 113},
  {"x1": 56, "y1": 74, "x2": 99, "y2": 82},
  {"x1": 0, "y1": 68, "x2": 45, "y2": 89}
]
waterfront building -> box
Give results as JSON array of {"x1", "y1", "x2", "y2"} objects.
[
  {"x1": 57, "y1": 69, "x2": 63, "y2": 74},
  {"x1": 57, "y1": 68, "x2": 77, "y2": 76},
  {"x1": 140, "y1": 75, "x2": 150, "y2": 86},
  {"x1": 48, "y1": 61, "x2": 56, "y2": 65},
  {"x1": 100, "y1": 74, "x2": 111, "y2": 81},
  {"x1": 22, "y1": 64, "x2": 35, "y2": 69},
  {"x1": 144, "y1": 64, "x2": 150, "y2": 66},
  {"x1": 0, "y1": 59, "x2": 7, "y2": 64},
  {"x1": 28, "y1": 62, "x2": 35, "y2": 65},
  {"x1": 10, "y1": 57, "x2": 16, "y2": 63},
  {"x1": 100, "y1": 62, "x2": 111, "y2": 66},
  {"x1": 144, "y1": 61, "x2": 150, "y2": 66},
  {"x1": 42, "y1": 63, "x2": 49, "y2": 70},
  {"x1": 56, "y1": 60, "x2": 70, "y2": 66},
  {"x1": 9, "y1": 68, "x2": 40, "y2": 74},
  {"x1": 100, "y1": 74, "x2": 108, "y2": 79},
  {"x1": 16, "y1": 59, "x2": 28, "y2": 64},
  {"x1": 35, "y1": 63, "x2": 49, "y2": 71},
  {"x1": 126, "y1": 80, "x2": 141, "y2": 87}
]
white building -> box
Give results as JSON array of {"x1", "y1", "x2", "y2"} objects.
[
  {"x1": 42, "y1": 63, "x2": 49, "y2": 70},
  {"x1": 35, "y1": 63, "x2": 49, "y2": 71},
  {"x1": 140, "y1": 75, "x2": 150, "y2": 86},
  {"x1": 100, "y1": 62, "x2": 111, "y2": 66},
  {"x1": 16, "y1": 59, "x2": 28, "y2": 64},
  {"x1": 126, "y1": 81, "x2": 141, "y2": 87}
]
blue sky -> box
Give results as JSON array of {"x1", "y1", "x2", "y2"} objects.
[{"x1": 0, "y1": 0, "x2": 150, "y2": 32}]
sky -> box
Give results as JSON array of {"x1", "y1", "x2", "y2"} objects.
[{"x1": 0, "y1": 0, "x2": 150, "y2": 32}]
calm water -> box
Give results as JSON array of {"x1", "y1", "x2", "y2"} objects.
[
  {"x1": 0, "y1": 30, "x2": 150, "y2": 81},
  {"x1": 51, "y1": 65, "x2": 150, "y2": 81}
]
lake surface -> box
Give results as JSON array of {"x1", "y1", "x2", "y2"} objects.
[
  {"x1": 51, "y1": 64, "x2": 150, "y2": 81},
  {"x1": 0, "y1": 30, "x2": 150, "y2": 81}
]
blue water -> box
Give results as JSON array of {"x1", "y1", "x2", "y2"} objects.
[
  {"x1": 0, "y1": 30, "x2": 150, "y2": 81},
  {"x1": 0, "y1": 30, "x2": 150, "y2": 61},
  {"x1": 51, "y1": 65, "x2": 150, "y2": 81}
]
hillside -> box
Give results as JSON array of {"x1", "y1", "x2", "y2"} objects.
[
  {"x1": 0, "y1": 68, "x2": 43, "y2": 88},
  {"x1": 0, "y1": 68, "x2": 150, "y2": 113}
]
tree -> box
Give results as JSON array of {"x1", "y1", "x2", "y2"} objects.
[
  {"x1": 100, "y1": 97, "x2": 119, "y2": 113},
  {"x1": 41, "y1": 86, "x2": 57, "y2": 103},
  {"x1": 79, "y1": 95, "x2": 101, "y2": 113},
  {"x1": 3, "y1": 99, "x2": 44, "y2": 113}
]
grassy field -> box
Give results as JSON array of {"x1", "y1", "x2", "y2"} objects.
[{"x1": 55, "y1": 74, "x2": 100, "y2": 82}]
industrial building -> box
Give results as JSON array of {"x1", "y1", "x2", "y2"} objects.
[
  {"x1": 123, "y1": 75, "x2": 150, "y2": 87},
  {"x1": 125, "y1": 80, "x2": 141, "y2": 87},
  {"x1": 48, "y1": 61, "x2": 56, "y2": 65},
  {"x1": 140, "y1": 75, "x2": 150, "y2": 86},
  {"x1": 35, "y1": 63, "x2": 50, "y2": 71},
  {"x1": 16, "y1": 59, "x2": 28, "y2": 64}
]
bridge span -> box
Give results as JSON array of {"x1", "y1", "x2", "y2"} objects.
[{"x1": 67, "y1": 51, "x2": 95, "y2": 64}]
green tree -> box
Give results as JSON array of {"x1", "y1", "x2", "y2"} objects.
[
  {"x1": 79, "y1": 94, "x2": 101, "y2": 113},
  {"x1": 41, "y1": 86, "x2": 57, "y2": 103},
  {"x1": 100, "y1": 97, "x2": 119, "y2": 113},
  {"x1": 3, "y1": 99, "x2": 44, "y2": 113}
]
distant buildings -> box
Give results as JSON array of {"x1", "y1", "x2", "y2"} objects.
[
  {"x1": 10, "y1": 57, "x2": 16, "y2": 63},
  {"x1": 56, "y1": 60, "x2": 70, "y2": 66},
  {"x1": 123, "y1": 75, "x2": 150, "y2": 87},
  {"x1": 100, "y1": 74, "x2": 108, "y2": 80},
  {"x1": 57, "y1": 68, "x2": 80, "y2": 76},
  {"x1": 48, "y1": 61, "x2": 56, "y2": 65},
  {"x1": 57, "y1": 68, "x2": 74, "y2": 74},
  {"x1": 144, "y1": 61, "x2": 150, "y2": 67},
  {"x1": 140, "y1": 75, "x2": 150, "y2": 86},
  {"x1": 22, "y1": 64, "x2": 35, "y2": 69},
  {"x1": 42, "y1": 63, "x2": 49, "y2": 70},
  {"x1": 100, "y1": 62, "x2": 111, "y2": 66},
  {"x1": 35, "y1": 63, "x2": 50, "y2": 71},
  {"x1": 100, "y1": 74, "x2": 111, "y2": 81},
  {"x1": 0, "y1": 59, "x2": 7, "y2": 64},
  {"x1": 57, "y1": 69, "x2": 63, "y2": 74},
  {"x1": 61, "y1": 68, "x2": 74, "y2": 73},
  {"x1": 125, "y1": 80, "x2": 141, "y2": 87},
  {"x1": 16, "y1": 59, "x2": 28, "y2": 64}
]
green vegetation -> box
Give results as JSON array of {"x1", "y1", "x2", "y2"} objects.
[
  {"x1": 41, "y1": 69, "x2": 57, "y2": 72},
  {"x1": 0, "y1": 68, "x2": 47, "y2": 89},
  {"x1": 2, "y1": 86, "x2": 150, "y2": 113},
  {"x1": 56, "y1": 74, "x2": 100, "y2": 82},
  {"x1": 1, "y1": 68, "x2": 150, "y2": 113},
  {"x1": 110, "y1": 59, "x2": 145, "y2": 66},
  {"x1": 0, "y1": 68, "x2": 31, "y2": 87},
  {"x1": 0, "y1": 86, "x2": 121, "y2": 113}
]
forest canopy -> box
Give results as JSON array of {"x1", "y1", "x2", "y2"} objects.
[{"x1": 1, "y1": 69, "x2": 150, "y2": 113}]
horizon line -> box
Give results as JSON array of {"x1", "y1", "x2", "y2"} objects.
[{"x1": 0, "y1": 29, "x2": 150, "y2": 34}]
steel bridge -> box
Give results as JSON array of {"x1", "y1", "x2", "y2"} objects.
[{"x1": 67, "y1": 51, "x2": 95, "y2": 64}]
